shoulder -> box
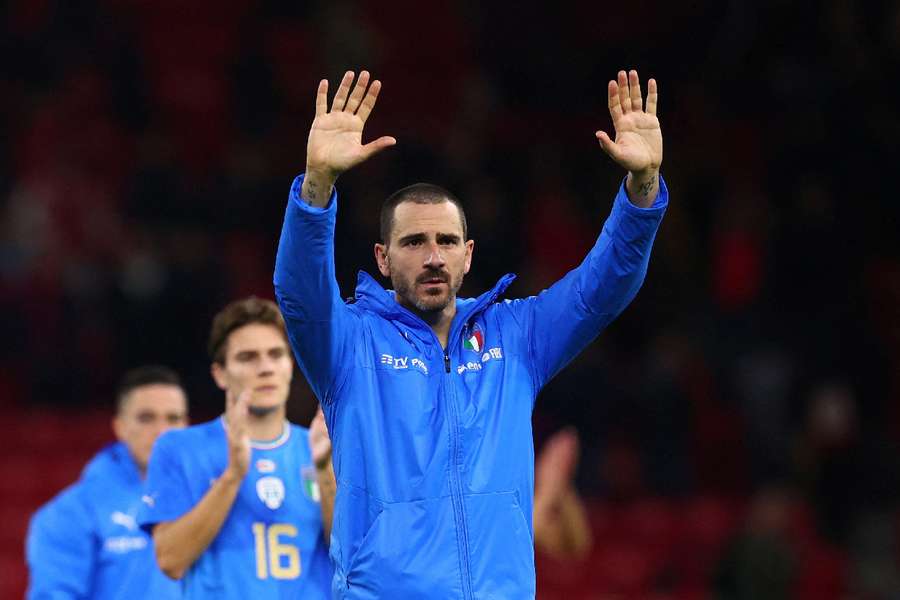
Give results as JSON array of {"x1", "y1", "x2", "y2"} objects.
[
  {"x1": 161, "y1": 418, "x2": 222, "y2": 445},
  {"x1": 30, "y1": 481, "x2": 89, "y2": 533},
  {"x1": 153, "y1": 419, "x2": 224, "y2": 460}
]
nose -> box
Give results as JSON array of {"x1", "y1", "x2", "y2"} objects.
[
  {"x1": 423, "y1": 244, "x2": 446, "y2": 268},
  {"x1": 258, "y1": 355, "x2": 276, "y2": 377}
]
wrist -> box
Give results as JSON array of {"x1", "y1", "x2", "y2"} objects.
[
  {"x1": 220, "y1": 465, "x2": 246, "y2": 486},
  {"x1": 314, "y1": 457, "x2": 333, "y2": 473},
  {"x1": 301, "y1": 169, "x2": 337, "y2": 208},
  {"x1": 627, "y1": 167, "x2": 659, "y2": 183},
  {"x1": 304, "y1": 167, "x2": 337, "y2": 188},
  {"x1": 625, "y1": 168, "x2": 660, "y2": 208}
]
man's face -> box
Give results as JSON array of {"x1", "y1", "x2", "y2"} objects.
[
  {"x1": 211, "y1": 323, "x2": 293, "y2": 414},
  {"x1": 113, "y1": 384, "x2": 188, "y2": 473},
  {"x1": 375, "y1": 201, "x2": 474, "y2": 315}
]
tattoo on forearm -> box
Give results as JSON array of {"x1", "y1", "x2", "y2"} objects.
[
  {"x1": 638, "y1": 175, "x2": 656, "y2": 198},
  {"x1": 304, "y1": 180, "x2": 318, "y2": 204}
]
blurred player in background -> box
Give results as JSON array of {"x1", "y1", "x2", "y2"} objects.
[
  {"x1": 274, "y1": 68, "x2": 666, "y2": 597},
  {"x1": 138, "y1": 297, "x2": 334, "y2": 598},
  {"x1": 533, "y1": 428, "x2": 592, "y2": 560},
  {"x1": 26, "y1": 365, "x2": 188, "y2": 599}
]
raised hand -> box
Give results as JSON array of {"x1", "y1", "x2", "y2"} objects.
[
  {"x1": 223, "y1": 388, "x2": 251, "y2": 481},
  {"x1": 534, "y1": 427, "x2": 580, "y2": 502},
  {"x1": 596, "y1": 70, "x2": 662, "y2": 173},
  {"x1": 302, "y1": 70, "x2": 396, "y2": 206},
  {"x1": 595, "y1": 70, "x2": 663, "y2": 207},
  {"x1": 309, "y1": 408, "x2": 332, "y2": 470}
]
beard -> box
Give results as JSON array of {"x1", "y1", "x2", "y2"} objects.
[
  {"x1": 248, "y1": 404, "x2": 281, "y2": 418},
  {"x1": 392, "y1": 265, "x2": 465, "y2": 314}
]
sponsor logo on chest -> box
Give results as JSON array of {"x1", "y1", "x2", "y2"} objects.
[{"x1": 379, "y1": 353, "x2": 429, "y2": 374}]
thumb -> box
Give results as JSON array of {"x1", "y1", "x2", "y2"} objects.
[
  {"x1": 595, "y1": 131, "x2": 625, "y2": 162},
  {"x1": 361, "y1": 136, "x2": 397, "y2": 160}
]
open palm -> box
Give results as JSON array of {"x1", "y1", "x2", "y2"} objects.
[
  {"x1": 596, "y1": 70, "x2": 663, "y2": 174},
  {"x1": 306, "y1": 71, "x2": 396, "y2": 178}
]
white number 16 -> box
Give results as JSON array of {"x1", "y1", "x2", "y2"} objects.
[{"x1": 252, "y1": 522, "x2": 301, "y2": 579}]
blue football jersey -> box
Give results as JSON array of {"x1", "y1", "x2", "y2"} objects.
[
  {"x1": 138, "y1": 418, "x2": 332, "y2": 599},
  {"x1": 26, "y1": 442, "x2": 181, "y2": 600}
]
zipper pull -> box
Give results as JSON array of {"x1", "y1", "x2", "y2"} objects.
[{"x1": 444, "y1": 354, "x2": 451, "y2": 373}]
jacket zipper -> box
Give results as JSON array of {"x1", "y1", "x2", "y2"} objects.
[{"x1": 442, "y1": 349, "x2": 473, "y2": 599}]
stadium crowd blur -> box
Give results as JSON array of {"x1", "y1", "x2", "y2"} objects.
[{"x1": 3, "y1": 0, "x2": 900, "y2": 598}]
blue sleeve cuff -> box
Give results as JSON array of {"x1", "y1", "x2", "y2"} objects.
[{"x1": 289, "y1": 174, "x2": 338, "y2": 214}]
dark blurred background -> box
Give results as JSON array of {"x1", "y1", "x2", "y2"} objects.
[{"x1": 2, "y1": 0, "x2": 899, "y2": 598}]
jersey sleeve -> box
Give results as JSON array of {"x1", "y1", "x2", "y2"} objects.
[
  {"x1": 138, "y1": 431, "x2": 195, "y2": 533},
  {"x1": 503, "y1": 176, "x2": 668, "y2": 391},
  {"x1": 26, "y1": 487, "x2": 96, "y2": 599},
  {"x1": 274, "y1": 174, "x2": 362, "y2": 405}
]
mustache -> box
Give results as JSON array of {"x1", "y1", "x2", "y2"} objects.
[{"x1": 416, "y1": 269, "x2": 450, "y2": 284}]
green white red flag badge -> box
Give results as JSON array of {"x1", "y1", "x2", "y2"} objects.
[{"x1": 464, "y1": 328, "x2": 484, "y2": 353}]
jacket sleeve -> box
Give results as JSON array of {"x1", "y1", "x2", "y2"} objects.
[
  {"x1": 26, "y1": 487, "x2": 95, "y2": 599},
  {"x1": 505, "y1": 176, "x2": 668, "y2": 391},
  {"x1": 274, "y1": 174, "x2": 361, "y2": 404}
]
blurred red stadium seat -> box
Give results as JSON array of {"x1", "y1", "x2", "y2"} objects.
[{"x1": 0, "y1": 551, "x2": 28, "y2": 600}]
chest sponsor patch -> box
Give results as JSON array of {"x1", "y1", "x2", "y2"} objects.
[
  {"x1": 256, "y1": 458, "x2": 276, "y2": 473},
  {"x1": 104, "y1": 536, "x2": 147, "y2": 554},
  {"x1": 457, "y1": 346, "x2": 504, "y2": 374},
  {"x1": 256, "y1": 476, "x2": 285, "y2": 510},
  {"x1": 379, "y1": 353, "x2": 429, "y2": 375}
]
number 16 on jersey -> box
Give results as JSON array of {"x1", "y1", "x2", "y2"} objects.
[{"x1": 252, "y1": 522, "x2": 301, "y2": 579}]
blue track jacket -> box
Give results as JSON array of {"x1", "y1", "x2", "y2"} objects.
[
  {"x1": 26, "y1": 443, "x2": 180, "y2": 600},
  {"x1": 274, "y1": 174, "x2": 668, "y2": 599}
]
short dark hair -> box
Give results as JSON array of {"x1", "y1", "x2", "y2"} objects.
[
  {"x1": 379, "y1": 183, "x2": 467, "y2": 244},
  {"x1": 208, "y1": 297, "x2": 289, "y2": 365},
  {"x1": 116, "y1": 365, "x2": 183, "y2": 413}
]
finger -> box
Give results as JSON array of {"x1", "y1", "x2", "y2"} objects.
[
  {"x1": 629, "y1": 69, "x2": 643, "y2": 112},
  {"x1": 229, "y1": 390, "x2": 249, "y2": 425},
  {"x1": 330, "y1": 70, "x2": 354, "y2": 112},
  {"x1": 361, "y1": 135, "x2": 397, "y2": 160},
  {"x1": 344, "y1": 70, "x2": 370, "y2": 114},
  {"x1": 595, "y1": 130, "x2": 625, "y2": 162},
  {"x1": 315, "y1": 79, "x2": 328, "y2": 117},
  {"x1": 617, "y1": 70, "x2": 630, "y2": 114},
  {"x1": 646, "y1": 78, "x2": 658, "y2": 116},
  {"x1": 607, "y1": 80, "x2": 623, "y2": 124},
  {"x1": 356, "y1": 79, "x2": 383, "y2": 123}
]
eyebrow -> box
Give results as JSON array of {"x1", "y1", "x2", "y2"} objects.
[
  {"x1": 397, "y1": 232, "x2": 462, "y2": 245},
  {"x1": 397, "y1": 233, "x2": 427, "y2": 245}
]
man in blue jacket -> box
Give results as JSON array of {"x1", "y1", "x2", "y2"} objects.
[
  {"x1": 274, "y1": 68, "x2": 668, "y2": 599},
  {"x1": 26, "y1": 365, "x2": 189, "y2": 599}
]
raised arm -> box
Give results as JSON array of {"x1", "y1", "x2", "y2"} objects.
[
  {"x1": 505, "y1": 70, "x2": 668, "y2": 390},
  {"x1": 274, "y1": 71, "x2": 394, "y2": 404},
  {"x1": 150, "y1": 391, "x2": 251, "y2": 579}
]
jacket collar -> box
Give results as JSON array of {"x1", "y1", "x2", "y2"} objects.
[{"x1": 353, "y1": 270, "x2": 516, "y2": 342}]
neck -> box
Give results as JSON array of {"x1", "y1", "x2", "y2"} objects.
[
  {"x1": 399, "y1": 296, "x2": 456, "y2": 348},
  {"x1": 246, "y1": 406, "x2": 287, "y2": 442}
]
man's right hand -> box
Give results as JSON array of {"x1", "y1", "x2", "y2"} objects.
[
  {"x1": 302, "y1": 70, "x2": 396, "y2": 207},
  {"x1": 223, "y1": 389, "x2": 251, "y2": 482}
]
